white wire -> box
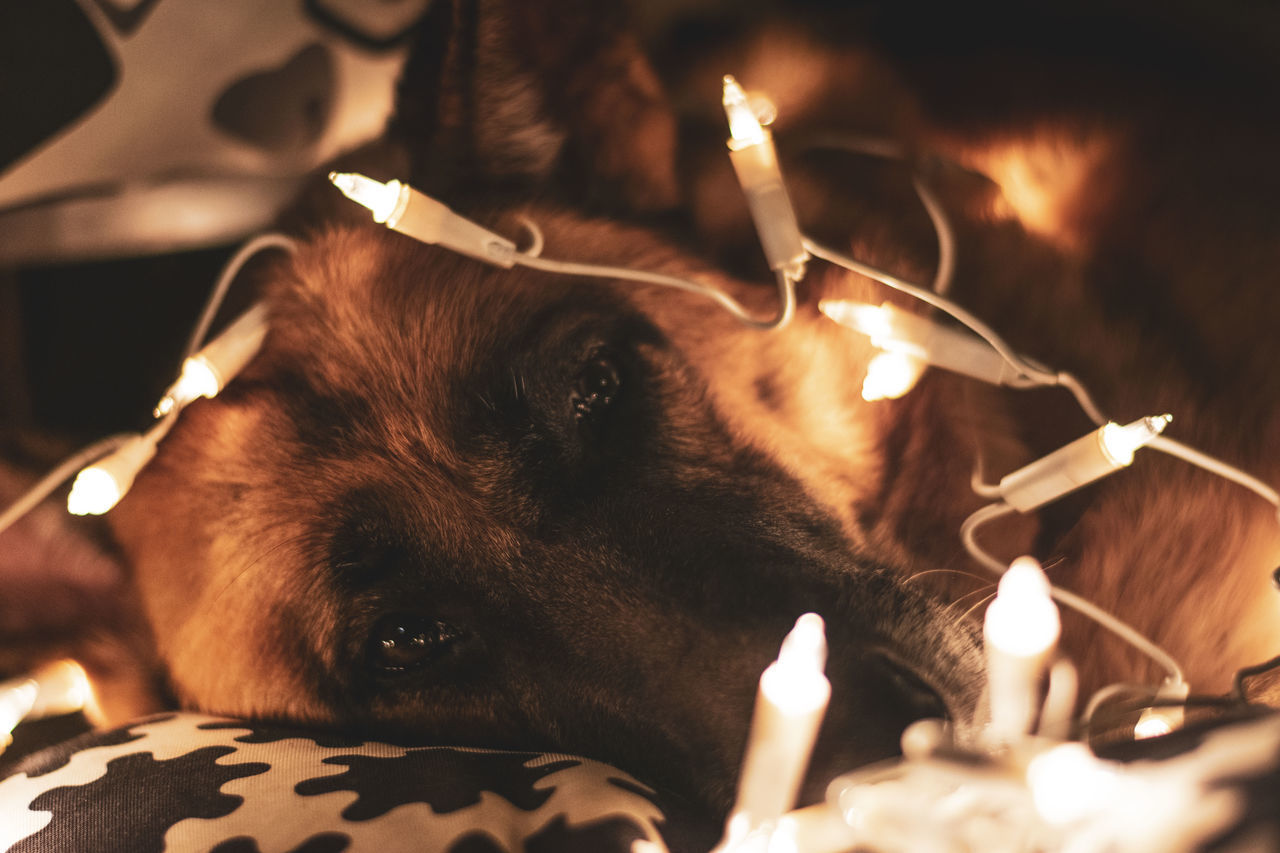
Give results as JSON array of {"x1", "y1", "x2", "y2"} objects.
[
  {"x1": 957, "y1": 501, "x2": 1019, "y2": 574},
  {"x1": 959, "y1": 501, "x2": 1186, "y2": 686},
  {"x1": 1053, "y1": 371, "x2": 1109, "y2": 426},
  {"x1": 911, "y1": 175, "x2": 956, "y2": 296},
  {"x1": 805, "y1": 237, "x2": 1056, "y2": 384},
  {"x1": 183, "y1": 233, "x2": 297, "y2": 359},
  {"x1": 0, "y1": 434, "x2": 134, "y2": 537},
  {"x1": 512, "y1": 252, "x2": 797, "y2": 330},
  {"x1": 1149, "y1": 435, "x2": 1280, "y2": 514},
  {"x1": 797, "y1": 134, "x2": 956, "y2": 295}
]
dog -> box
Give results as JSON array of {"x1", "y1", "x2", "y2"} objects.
[{"x1": 4, "y1": 0, "x2": 1280, "y2": 822}]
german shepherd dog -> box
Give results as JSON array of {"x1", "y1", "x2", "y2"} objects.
[{"x1": 5, "y1": 0, "x2": 1280, "y2": 821}]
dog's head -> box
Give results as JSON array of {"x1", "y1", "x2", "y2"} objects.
[{"x1": 99, "y1": 0, "x2": 990, "y2": 813}]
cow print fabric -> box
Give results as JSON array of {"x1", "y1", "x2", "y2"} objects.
[{"x1": 0, "y1": 714, "x2": 680, "y2": 852}]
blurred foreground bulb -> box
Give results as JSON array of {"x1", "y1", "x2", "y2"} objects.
[
  {"x1": 1134, "y1": 714, "x2": 1174, "y2": 739},
  {"x1": 1134, "y1": 680, "x2": 1190, "y2": 739},
  {"x1": 984, "y1": 556, "x2": 1060, "y2": 744},
  {"x1": 862, "y1": 351, "x2": 925, "y2": 401},
  {"x1": 714, "y1": 614, "x2": 831, "y2": 853},
  {"x1": 1027, "y1": 743, "x2": 1120, "y2": 826},
  {"x1": 67, "y1": 435, "x2": 157, "y2": 516},
  {"x1": 1, "y1": 660, "x2": 97, "y2": 750},
  {"x1": 986, "y1": 557, "x2": 1061, "y2": 658}
]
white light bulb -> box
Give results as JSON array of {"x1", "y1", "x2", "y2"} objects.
[
  {"x1": 328, "y1": 171, "x2": 404, "y2": 224},
  {"x1": 66, "y1": 467, "x2": 124, "y2": 516},
  {"x1": 722, "y1": 76, "x2": 767, "y2": 149},
  {"x1": 1100, "y1": 414, "x2": 1172, "y2": 466},
  {"x1": 985, "y1": 556, "x2": 1060, "y2": 658},
  {"x1": 819, "y1": 300, "x2": 895, "y2": 343},
  {"x1": 764, "y1": 613, "x2": 831, "y2": 714},
  {"x1": 0, "y1": 679, "x2": 38, "y2": 742},
  {"x1": 720, "y1": 75, "x2": 807, "y2": 275},
  {"x1": 173, "y1": 355, "x2": 221, "y2": 402},
  {"x1": 716, "y1": 613, "x2": 832, "y2": 853},
  {"x1": 329, "y1": 172, "x2": 518, "y2": 267},
  {"x1": 1027, "y1": 743, "x2": 1120, "y2": 825},
  {"x1": 862, "y1": 351, "x2": 925, "y2": 401},
  {"x1": 66, "y1": 434, "x2": 158, "y2": 516},
  {"x1": 1134, "y1": 714, "x2": 1174, "y2": 739},
  {"x1": 998, "y1": 414, "x2": 1173, "y2": 512}
]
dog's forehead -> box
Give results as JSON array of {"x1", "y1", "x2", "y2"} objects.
[{"x1": 277, "y1": 226, "x2": 525, "y2": 369}]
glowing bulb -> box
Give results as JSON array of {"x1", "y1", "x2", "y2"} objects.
[
  {"x1": 998, "y1": 414, "x2": 1173, "y2": 512},
  {"x1": 66, "y1": 467, "x2": 123, "y2": 516},
  {"x1": 155, "y1": 304, "x2": 270, "y2": 417},
  {"x1": 720, "y1": 75, "x2": 807, "y2": 275},
  {"x1": 1134, "y1": 714, "x2": 1174, "y2": 739},
  {"x1": 0, "y1": 679, "x2": 38, "y2": 745},
  {"x1": 985, "y1": 557, "x2": 1060, "y2": 658},
  {"x1": 329, "y1": 172, "x2": 517, "y2": 266},
  {"x1": 328, "y1": 171, "x2": 404, "y2": 224},
  {"x1": 764, "y1": 613, "x2": 831, "y2": 713},
  {"x1": 819, "y1": 300, "x2": 895, "y2": 344},
  {"x1": 159, "y1": 356, "x2": 221, "y2": 414},
  {"x1": 821, "y1": 299, "x2": 1019, "y2": 390},
  {"x1": 67, "y1": 434, "x2": 158, "y2": 515},
  {"x1": 1100, "y1": 414, "x2": 1172, "y2": 466},
  {"x1": 715, "y1": 614, "x2": 832, "y2": 853},
  {"x1": 862, "y1": 352, "x2": 925, "y2": 401},
  {"x1": 1134, "y1": 679, "x2": 1189, "y2": 739},
  {"x1": 982, "y1": 556, "x2": 1060, "y2": 745},
  {"x1": 1027, "y1": 743, "x2": 1120, "y2": 825},
  {"x1": 28, "y1": 660, "x2": 94, "y2": 720},
  {"x1": 723, "y1": 76, "x2": 767, "y2": 149}
]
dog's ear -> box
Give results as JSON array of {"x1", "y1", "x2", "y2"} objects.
[{"x1": 390, "y1": 0, "x2": 679, "y2": 212}]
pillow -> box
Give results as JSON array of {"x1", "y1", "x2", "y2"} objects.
[{"x1": 0, "y1": 713, "x2": 706, "y2": 852}]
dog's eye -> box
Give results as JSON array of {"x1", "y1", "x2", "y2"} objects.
[
  {"x1": 572, "y1": 352, "x2": 622, "y2": 423},
  {"x1": 367, "y1": 614, "x2": 461, "y2": 675}
]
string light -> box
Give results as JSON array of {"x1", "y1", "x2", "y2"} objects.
[
  {"x1": 983, "y1": 557, "x2": 1061, "y2": 745},
  {"x1": 65, "y1": 427, "x2": 165, "y2": 516},
  {"x1": 721, "y1": 76, "x2": 808, "y2": 279},
  {"x1": 329, "y1": 171, "x2": 518, "y2": 267},
  {"x1": 713, "y1": 614, "x2": 832, "y2": 853},
  {"x1": 156, "y1": 304, "x2": 270, "y2": 416},
  {"x1": 997, "y1": 415, "x2": 1170, "y2": 512},
  {"x1": 327, "y1": 171, "x2": 799, "y2": 329},
  {"x1": 860, "y1": 351, "x2": 926, "y2": 402},
  {"x1": 67, "y1": 301, "x2": 273, "y2": 516},
  {"x1": 0, "y1": 660, "x2": 97, "y2": 753},
  {"x1": 819, "y1": 299, "x2": 1028, "y2": 396},
  {"x1": 1025, "y1": 743, "x2": 1122, "y2": 827}
]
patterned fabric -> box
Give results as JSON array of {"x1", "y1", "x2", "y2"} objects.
[{"x1": 0, "y1": 714, "x2": 683, "y2": 852}]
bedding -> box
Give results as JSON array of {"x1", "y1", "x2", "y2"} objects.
[{"x1": 0, "y1": 713, "x2": 705, "y2": 852}]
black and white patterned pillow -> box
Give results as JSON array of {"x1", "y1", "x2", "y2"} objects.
[{"x1": 0, "y1": 713, "x2": 699, "y2": 852}]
